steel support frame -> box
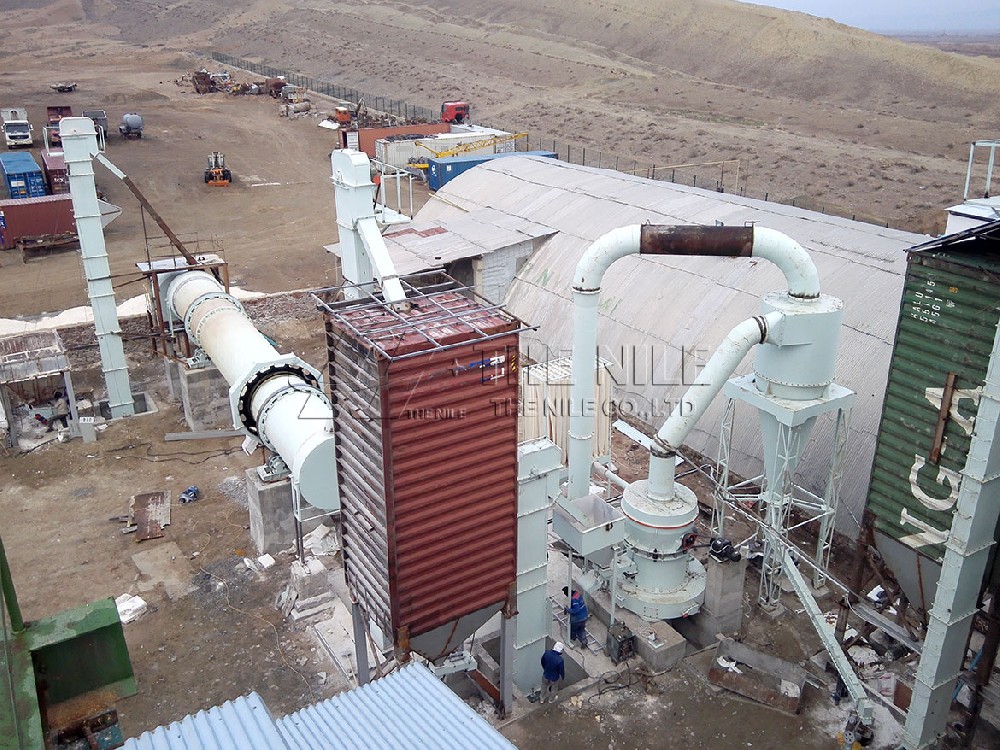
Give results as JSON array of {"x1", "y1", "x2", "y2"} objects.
[
  {"x1": 714, "y1": 397, "x2": 847, "y2": 605},
  {"x1": 712, "y1": 398, "x2": 736, "y2": 536}
]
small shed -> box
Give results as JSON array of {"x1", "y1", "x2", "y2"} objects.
[{"x1": 0, "y1": 330, "x2": 78, "y2": 447}]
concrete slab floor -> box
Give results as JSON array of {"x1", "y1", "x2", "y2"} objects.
[{"x1": 499, "y1": 654, "x2": 840, "y2": 749}]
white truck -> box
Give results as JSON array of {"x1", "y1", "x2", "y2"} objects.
[{"x1": 1, "y1": 107, "x2": 34, "y2": 148}]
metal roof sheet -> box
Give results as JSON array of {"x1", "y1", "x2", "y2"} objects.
[
  {"x1": 326, "y1": 208, "x2": 555, "y2": 276},
  {"x1": 275, "y1": 663, "x2": 516, "y2": 750},
  {"x1": 121, "y1": 692, "x2": 288, "y2": 750},
  {"x1": 417, "y1": 157, "x2": 927, "y2": 538}
]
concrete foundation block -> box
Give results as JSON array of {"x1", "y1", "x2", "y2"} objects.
[
  {"x1": 635, "y1": 620, "x2": 687, "y2": 672},
  {"x1": 704, "y1": 557, "x2": 748, "y2": 606},
  {"x1": 585, "y1": 583, "x2": 687, "y2": 672},
  {"x1": 178, "y1": 365, "x2": 230, "y2": 431},
  {"x1": 291, "y1": 557, "x2": 332, "y2": 600},
  {"x1": 705, "y1": 589, "x2": 745, "y2": 616},
  {"x1": 246, "y1": 469, "x2": 329, "y2": 556}
]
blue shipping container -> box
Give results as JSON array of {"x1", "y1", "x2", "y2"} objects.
[
  {"x1": 0, "y1": 152, "x2": 47, "y2": 199},
  {"x1": 427, "y1": 150, "x2": 558, "y2": 191}
]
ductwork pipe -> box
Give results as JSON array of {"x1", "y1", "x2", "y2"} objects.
[
  {"x1": 647, "y1": 310, "x2": 784, "y2": 500},
  {"x1": 166, "y1": 271, "x2": 337, "y2": 510},
  {"x1": 567, "y1": 224, "x2": 819, "y2": 501}
]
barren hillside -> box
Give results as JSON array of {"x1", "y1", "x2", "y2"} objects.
[{"x1": 6, "y1": 0, "x2": 1000, "y2": 232}]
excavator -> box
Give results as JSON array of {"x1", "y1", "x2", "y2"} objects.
[
  {"x1": 204, "y1": 151, "x2": 232, "y2": 186},
  {"x1": 334, "y1": 98, "x2": 366, "y2": 128}
]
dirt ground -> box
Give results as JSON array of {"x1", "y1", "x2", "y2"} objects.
[{"x1": 2, "y1": 0, "x2": 1000, "y2": 746}]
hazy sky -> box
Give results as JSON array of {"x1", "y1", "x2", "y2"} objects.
[{"x1": 737, "y1": 1, "x2": 1000, "y2": 33}]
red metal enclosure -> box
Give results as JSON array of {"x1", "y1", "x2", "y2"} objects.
[
  {"x1": 0, "y1": 195, "x2": 75, "y2": 250},
  {"x1": 40, "y1": 151, "x2": 68, "y2": 194},
  {"x1": 323, "y1": 282, "x2": 521, "y2": 655}
]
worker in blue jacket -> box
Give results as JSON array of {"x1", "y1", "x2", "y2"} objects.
[
  {"x1": 564, "y1": 586, "x2": 589, "y2": 648},
  {"x1": 540, "y1": 642, "x2": 565, "y2": 703}
]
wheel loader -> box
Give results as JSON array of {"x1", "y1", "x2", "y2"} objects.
[{"x1": 204, "y1": 151, "x2": 232, "y2": 186}]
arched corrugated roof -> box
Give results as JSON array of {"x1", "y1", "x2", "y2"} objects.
[{"x1": 417, "y1": 156, "x2": 929, "y2": 539}]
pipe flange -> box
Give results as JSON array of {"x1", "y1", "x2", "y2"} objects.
[
  {"x1": 183, "y1": 290, "x2": 245, "y2": 346},
  {"x1": 235, "y1": 362, "x2": 322, "y2": 435},
  {"x1": 254, "y1": 381, "x2": 333, "y2": 452}
]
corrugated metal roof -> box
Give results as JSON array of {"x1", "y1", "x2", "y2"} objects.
[
  {"x1": 276, "y1": 663, "x2": 516, "y2": 750},
  {"x1": 326, "y1": 208, "x2": 554, "y2": 275},
  {"x1": 416, "y1": 156, "x2": 928, "y2": 538},
  {"x1": 121, "y1": 692, "x2": 288, "y2": 750}
]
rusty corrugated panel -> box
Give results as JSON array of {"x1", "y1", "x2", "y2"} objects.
[
  {"x1": 866, "y1": 241, "x2": 1000, "y2": 563},
  {"x1": 0, "y1": 194, "x2": 75, "y2": 250},
  {"x1": 130, "y1": 491, "x2": 171, "y2": 542},
  {"x1": 326, "y1": 287, "x2": 521, "y2": 649}
]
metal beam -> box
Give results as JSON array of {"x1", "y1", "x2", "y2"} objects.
[{"x1": 780, "y1": 541, "x2": 873, "y2": 726}]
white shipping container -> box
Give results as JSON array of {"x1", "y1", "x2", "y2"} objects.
[{"x1": 375, "y1": 132, "x2": 509, "y2": 169}]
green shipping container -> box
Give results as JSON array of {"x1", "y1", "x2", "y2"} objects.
[{"x1": 865, "y1": 221, "x2": 1000, "y2": 609}]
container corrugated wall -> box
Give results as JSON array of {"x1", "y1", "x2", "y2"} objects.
[
  {"x1": 866, "y1": 245, "x2": 1000, "y2": 564},
  {"x1": 325, "y1": 289, "x2": 521, "y2": 652},
  {"x1": 427, "y1": 151, "x2": 558, "y2": 191},
  {"x1": 0, "y1": 195, "x2": 75, "y2": 250},
  {"x1": 0, "y1": 152, "x2": 46, "y2": 199}
]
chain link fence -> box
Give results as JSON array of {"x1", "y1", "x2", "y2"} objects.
[{"x1": 209, "y1": 52, "x2": 892, "y2": 228}]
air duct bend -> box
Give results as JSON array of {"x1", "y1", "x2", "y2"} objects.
[
  {"x1": 166, "y1": 271, "x2": 337, "y2": 510},
  {"x1": 647, "y1": 311, "x2": 784, "y2": 500},
  {"x1": 568, "y1": 224, "x2": 820, "y2": 502}
]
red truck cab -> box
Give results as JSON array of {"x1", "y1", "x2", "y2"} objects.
[
  {"x1": 441, "y1": 101, "x2": 470, "y2": 125},
  {"x1": 46, "y1": 105, "x2": 73, "y2": 147}
]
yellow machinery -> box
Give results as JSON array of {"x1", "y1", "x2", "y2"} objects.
[{"x1": 409, "y1": 132, "x2": 528, "y2": 170}]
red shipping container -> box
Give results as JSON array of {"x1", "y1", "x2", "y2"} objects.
[
  {"x1": 41, "y1": 150, "x2": 69, "y2": 194},
  {"x1": 353, "y1": 123, "x2": 450, "y2": 157},
  {"x1": 0, "y1": 195, "x2": 75, "y2": 250},
  {"x1": 325, "y1": 287, "x2": 522, "y2": 658}
]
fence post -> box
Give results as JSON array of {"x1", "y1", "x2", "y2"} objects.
[
  {"x1": 652, "y1": 165, "x2": 656, "y2": 180},
  {"x1": 693, "y1": 174, "x2": 697, "y2": 187},
  {"x1": 582, "y1": 147, "x2": 586, "y2": 166}
]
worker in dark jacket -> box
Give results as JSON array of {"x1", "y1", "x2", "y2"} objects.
[
  {"x1": 564, "y1": 587, "x2": 589, "y2": 648},
  {"x1": 540, "y1": 642, "x2": 565, "y2": 704}
]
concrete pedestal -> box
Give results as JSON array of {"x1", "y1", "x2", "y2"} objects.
[
  {"x1": 673, "y1": 556, "x2": 748, "y2": 648},
  {"x1": 178, "y1": 365, "x2": 230, "y2": 431},
  {"x1": 247, "y1": 469, "x2": 294, "y2": 554},
  {"x1": 245, "y1": 467, "x2": 331, "y2": 556},
  {"x1": 586, "y1": 585, "x2": 687, "y2": 672}
]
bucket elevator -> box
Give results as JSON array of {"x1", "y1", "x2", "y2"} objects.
[
  {"x1": 559, "y1": 223, "x2": 872, "y2": 728},
  {"x1": 60, "y1": 116, "x2": 339, "y2": 513}
]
